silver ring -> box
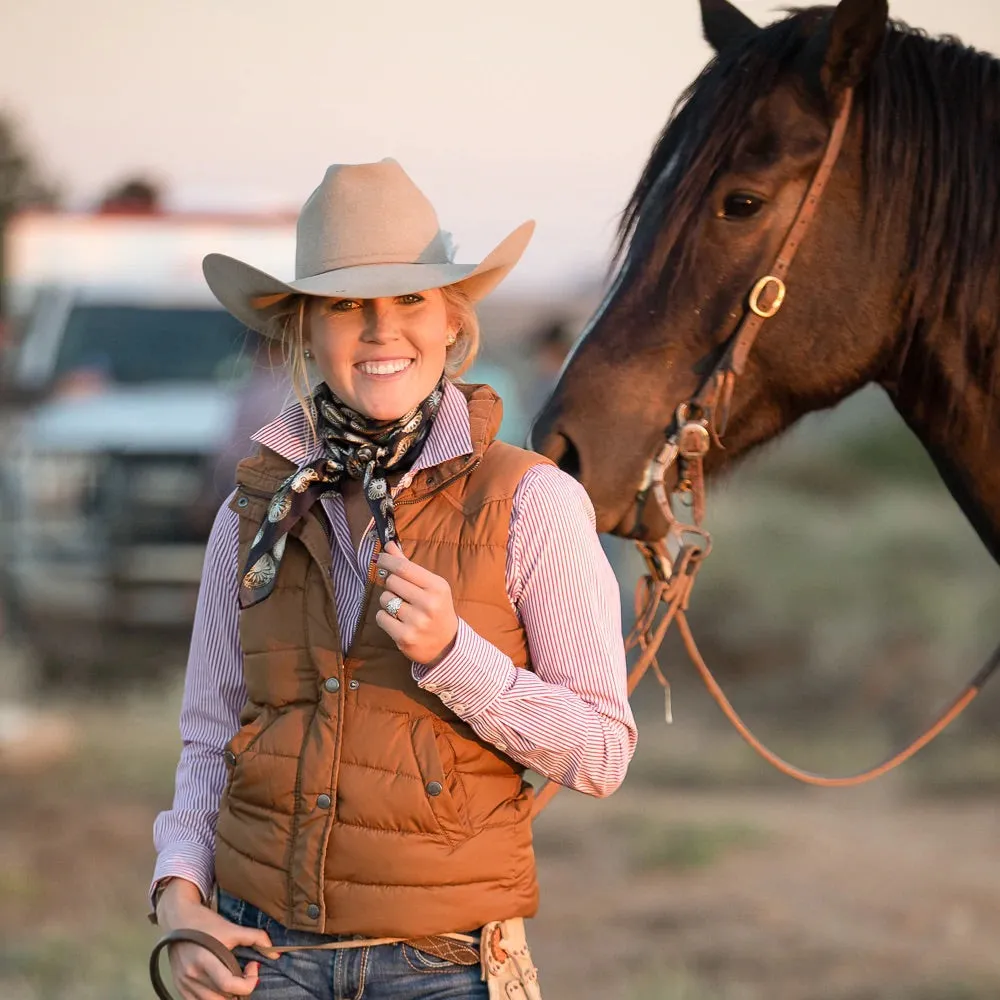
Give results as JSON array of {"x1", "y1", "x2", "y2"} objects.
[{"x1": 385, "y1": 595, "x2": 404, "y2": 619}]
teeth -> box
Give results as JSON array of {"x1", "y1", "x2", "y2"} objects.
[{"x1": 358, "y1": 359, "x2": 412, "y2": 375}]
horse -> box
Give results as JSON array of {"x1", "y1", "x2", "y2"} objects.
[{"x1": 530, "y1": 0, "x2": 1000, "y2": 572}]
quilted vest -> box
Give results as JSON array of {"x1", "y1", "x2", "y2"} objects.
[{"x1": 213, "y1": 384, "x2": 552, "y2": 938}]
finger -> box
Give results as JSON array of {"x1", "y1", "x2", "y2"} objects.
[
  {"x1": 228, "y1": 927, "x2": 275, "y2": 958},
  {"x1": 379, "y1": 571, "x2": 425, "y2": 606},
  {"x1": 216, "y1": 965, "x2": 260, "y2": 998},
  {"x1": 375, "y1": 608, "x2": 408, "y2": 642},
  {"x1": 192, "y1": 956, "x2": 260, "y2": 998},
  {"x1": 171, "y1": 951, "x2": 222, "y2": 1000},
  {"x1": 378, "y1": 590, "x2": 411, "y2": 621},
  {"x1": 376, "y1": 549, "x2": 437, "y2": 588},
  {"x1": 384, "y1": 540, "x2": 404, "y2": 557}
]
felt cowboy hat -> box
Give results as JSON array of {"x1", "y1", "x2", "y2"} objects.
[{"x1": 203, "y1": 158, "x2": 535, "y2": 335}]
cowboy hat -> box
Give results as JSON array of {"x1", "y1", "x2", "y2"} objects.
[{"x1": 203, "y1": 158, "x2": 534, "y2": 335}]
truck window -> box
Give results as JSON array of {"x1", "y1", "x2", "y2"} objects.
[{"x1": 53, "y1": 305, "x2": 252, "y2": 384}]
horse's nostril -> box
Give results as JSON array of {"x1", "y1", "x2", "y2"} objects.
[
  {"x1": 554, "y1": 433, "x2": 581, "y2": 480},
  {"x1": 532, "y1": 425, "x2": 583, "y2": 481}
]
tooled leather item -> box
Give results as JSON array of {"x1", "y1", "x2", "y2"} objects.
[
  {"x1": 481, "y1": 918, "x2": 543, "y2": 999},
  {"x1": 406, "y1": 933, "x2": 482, "y2": 966}
]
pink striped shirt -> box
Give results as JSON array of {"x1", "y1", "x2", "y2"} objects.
[{"x1": 151, "y1": 381, "x2": 636, "y2": 905}]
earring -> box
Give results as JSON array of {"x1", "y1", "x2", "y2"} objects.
[
  {"x1": 304, "y1": 348, "x2": 313, "y2": 359},
  {"x1": 446, "y1": 334, "x2": 457, "y2": 346}
]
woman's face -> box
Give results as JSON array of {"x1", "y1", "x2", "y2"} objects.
[{"x1": 305, "y1": 288, "x2": 457, "y2": 421}]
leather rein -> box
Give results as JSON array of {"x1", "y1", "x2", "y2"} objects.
[{"x1": 534, "y1": 86, "x2": 1000, "y2": 806}]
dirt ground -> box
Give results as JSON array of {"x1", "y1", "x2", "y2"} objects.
[
  {"x1": 1, "y1": 679, "x2": 999, "y2": 1000},
  {"x1": 530, "y1": 787, "x2": 1000, "y2": 999}
]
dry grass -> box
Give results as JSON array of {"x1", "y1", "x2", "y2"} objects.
[{"x1": 4, "y1": 388, "x2": 1000, "y2": 999}]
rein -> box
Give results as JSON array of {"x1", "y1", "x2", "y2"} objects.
[{"x1": 534, "y1": 86, "x2": 1000, "y2": 807}]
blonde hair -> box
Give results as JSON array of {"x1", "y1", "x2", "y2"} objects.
[
  {"x1": 262, "y1": 285, "x2": 481, "y2": 441},
  {"x1": 439, "y1": 283, "x2": 480, "y2": 377}
]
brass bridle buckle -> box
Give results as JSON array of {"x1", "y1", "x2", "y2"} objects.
[{"x1": 748, "y1": 274, "x2": 787, "y2": 318}]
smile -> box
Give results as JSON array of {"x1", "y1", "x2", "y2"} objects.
[{"x1": 356, "y1": 359, "x2": 413, "y2": 376}]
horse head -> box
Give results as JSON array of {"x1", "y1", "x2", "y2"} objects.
[{"x1": 531, "y1": 0, "x2": 1000, "y2": 562}]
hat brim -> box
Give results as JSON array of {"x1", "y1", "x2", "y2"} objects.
[{"x1": 203, "y1": 220, "x2": 534, "y2": 336}]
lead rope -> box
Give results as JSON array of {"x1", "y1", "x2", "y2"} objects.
[
  {"x1": 531, "y1": 541, "x2": 701, "y2": 816},
  {"x1": 530, "y1": 528, "x2": 1000, "y2": 813}
]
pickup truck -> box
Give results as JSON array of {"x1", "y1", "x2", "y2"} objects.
[{"x1": 0, "y1": 284, "x2": 256, "y2": 686}]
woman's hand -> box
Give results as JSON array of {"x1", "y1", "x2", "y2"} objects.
[
  {"x1": 375, "y1": 542, "x2": 459, "y2": 664},
  {"x1": 156, "y1": 879, "x2": 275, "y2": 999}
]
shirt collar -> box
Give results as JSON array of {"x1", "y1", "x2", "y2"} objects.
[{"x1": 250, "y1": 379, "x2": 474, "y2": 472}]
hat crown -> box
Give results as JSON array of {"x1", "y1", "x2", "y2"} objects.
[{"x1": 295, "y1": 158, "x2": 453, "y2": 280}]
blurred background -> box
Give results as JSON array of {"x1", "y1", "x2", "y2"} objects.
[{"x1": 1, "y1": 1, "x2": 999, "y2": 998}]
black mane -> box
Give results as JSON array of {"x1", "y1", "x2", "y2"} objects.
[{"x1": 616, "y1": 7, "x2": 1000, "y2": 382}]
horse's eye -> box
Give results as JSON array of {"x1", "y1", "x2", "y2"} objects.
[{"x1": 721, "y1": 192, "x2": 765, "y2": 219}]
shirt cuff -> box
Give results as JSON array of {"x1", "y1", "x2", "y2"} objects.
[
  {"x1": 413, "y1": 618, "x2": 517, "y2": 717},
  {"x1": 148, "y1": 845, "x2": 216, "y2": 917}
]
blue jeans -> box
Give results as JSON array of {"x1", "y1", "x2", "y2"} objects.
[{"x1": 218, "y1": 890, "x2": 489, "y2": 999}]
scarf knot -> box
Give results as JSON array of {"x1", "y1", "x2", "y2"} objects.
[{"x1": 239, "y1": 379, "x2": 444, "y2": 608}]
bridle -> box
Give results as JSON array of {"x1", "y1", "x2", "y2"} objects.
[{"x1": 533, "y1": 86, "x2": 1000, "y2": 807}]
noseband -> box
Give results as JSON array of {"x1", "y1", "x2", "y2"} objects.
[
  {"x1": 636, "y1": 88, "x2": 855, "y2": 534},
  {"x1": 543, "y1": 86, "x2": 1000, "y2": 793}
]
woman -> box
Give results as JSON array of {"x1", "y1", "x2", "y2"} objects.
[{"x1": 151, "y1": 158, "x2": 636, "y2": 1000}]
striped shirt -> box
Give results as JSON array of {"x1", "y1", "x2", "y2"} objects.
[{"x1": 151, "y1": 381, "x2": 636, "y2": 905}]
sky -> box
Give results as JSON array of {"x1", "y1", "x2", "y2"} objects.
[{"x1": 2, "y1": 0, "x2": 998, "y2": 292}]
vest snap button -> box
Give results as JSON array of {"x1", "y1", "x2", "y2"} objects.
[
  {"x1": 425, "y1": 780, "x2": 443, "y2": 797},
  {"x1": 306, "y1": 903, "x2": 320, "y2": 920},
  {"x1": 237, "y1": 496, "x2": 249, "y2": 508},
  {"x1": 324, "y1": 677, "x2": 340, "y2": 693},
  {"x1": 223, "y1": 750, "x2": 237, "y2": 766},
  {"x1": 317, "y1": 793, "x2": 332, "y2": 809},
  {"x1": 348, "y1": 679, "x2": 360, "y2": 690}
]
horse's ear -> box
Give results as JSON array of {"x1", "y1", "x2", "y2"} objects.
[
  {"x1": 821, "y1": 0, "x2": 889, "y2": 98},
  {"x1": 700, "y1": 0, "x2": 758, "y2": 53}
]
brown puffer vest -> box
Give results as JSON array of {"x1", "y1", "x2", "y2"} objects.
[{"x1": 214, "y1": 384, "x2": 552, "y2": 938}]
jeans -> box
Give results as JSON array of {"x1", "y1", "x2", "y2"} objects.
[{"x1": 218, "y1": 890, "x2": 489, "y2": 999}]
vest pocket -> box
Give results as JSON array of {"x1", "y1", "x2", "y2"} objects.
[
  {"x1": 225, "y1": 706, "x2": 278, "y2": 762},
  {"x1": 409, "y1": 717, "x2": 474, "y2": 844}
]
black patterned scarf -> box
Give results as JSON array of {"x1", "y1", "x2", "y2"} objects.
[{"x1": 239, "y1": 378, "x2": 445, "y2": 608}]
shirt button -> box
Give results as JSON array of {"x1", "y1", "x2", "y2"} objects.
[
  {"x1": 425, "y1": 781, "x2": 443, "y2": 797},
  {"x1": 452, "y1": 703, "x2": 466, "y2": 714},
  {"x1": 495, "y1": 741, "x2": 507, "y2": 752},
  {"x1": 348, "y1": 679, "x2": 360, "y2": 690},
  {"x1": 223, "y1": 750, "x2": 237, "y2": 766},
  {"x1": 324, "y1": 677, "x2": 340, "y2": 693},
  {"x1": 424, "y1": 683, "x2": 438, "y2": 693},
  {"x1": 306, "y1": 903, "x2": 320, "y2": 920},
  {"x1": 317, "y1": 793, "x2": 332, "y2": 809}
]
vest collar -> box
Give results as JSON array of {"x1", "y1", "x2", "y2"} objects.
[{"x1": 399, "y1": 383, "x2": 504, "y2": 502}]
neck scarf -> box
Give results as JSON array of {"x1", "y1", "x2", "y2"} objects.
[{"x1": 239, "y1": 379, "x2": 445, "y2": 608}]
